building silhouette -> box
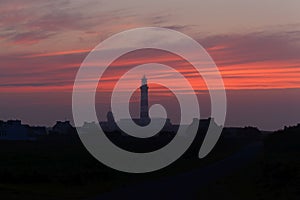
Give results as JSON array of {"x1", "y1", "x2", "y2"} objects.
[
  {"x1": 51, "y1": 121, "x2": 75, "y2": 135},
  {"x1": 0, "y1": 120, "x2": 31, "y2": 140},
  {"x1": 140, "y1": 75, "x2": 150, "y2": 125},
  {"x1": 106, "y1": 75, "x2": 173, "y2": 133}
]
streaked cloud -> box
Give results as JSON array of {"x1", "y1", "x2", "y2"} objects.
[
  {"x1": 2, "y1": 29, "x2": 299, "y2": 93},
  {"x1": 0, "y1": 0, "x2": 300, "y2": 129}
]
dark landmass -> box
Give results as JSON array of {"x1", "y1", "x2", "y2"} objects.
[
  {"x1": 197, "y1": 124, "x2": 300, "y2": 200},
  {"x1": 0, "y1": 122, "x2": 299, "y2": 200}
]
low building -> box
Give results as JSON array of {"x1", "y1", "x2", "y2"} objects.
[
  {"x1": 0, "y1": 120, "x2": 31, "y2": 140},
  {"x1": 51, "y1": 121, "x2": 75, "y2": 135},
  {"x1": 27, "y1": 126, "x2": 47, "y2": 137}
]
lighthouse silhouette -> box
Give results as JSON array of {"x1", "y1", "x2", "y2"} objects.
[{"x1": 140, "y1": 75, "x2": 150, "y2": 125}]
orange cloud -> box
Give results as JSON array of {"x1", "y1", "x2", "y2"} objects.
[{"x1": 22, "y1": 49, "x2": 91, "y2": 58}]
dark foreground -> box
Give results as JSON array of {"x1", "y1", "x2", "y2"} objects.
[{"x1": 0, "y1": 125, "x2": 299, "y2": 200}]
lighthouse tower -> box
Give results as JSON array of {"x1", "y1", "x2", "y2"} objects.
[{"x1": 140, "y1": 75, "x2": 150, "y2": 125}]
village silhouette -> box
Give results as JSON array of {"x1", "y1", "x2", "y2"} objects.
[{"x1": 0, "y1": 76, "x2": 262, "y2": 141}]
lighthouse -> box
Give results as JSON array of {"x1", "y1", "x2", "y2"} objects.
[{"x1": 140, "y1": 75, "x2": 150, "y2": 125}]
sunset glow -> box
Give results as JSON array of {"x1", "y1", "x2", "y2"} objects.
[{"x1": 1, "y1": 0, "x2": 300, "y2": 130}]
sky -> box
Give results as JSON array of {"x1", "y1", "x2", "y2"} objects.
[{"x1": 0, "y1": 0, "x2": 300, "y2": 130}]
